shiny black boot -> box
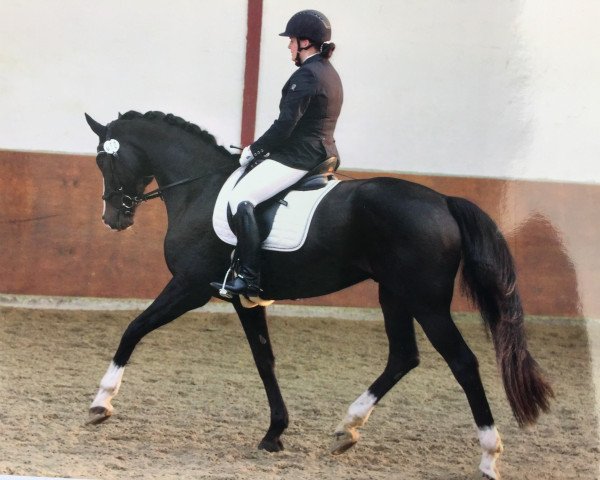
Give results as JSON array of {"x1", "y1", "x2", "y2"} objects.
[{"x1": 212, "y1": 201, "x2": 262, "y2": 297}]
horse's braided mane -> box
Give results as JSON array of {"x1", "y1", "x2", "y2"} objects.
[{"x1": 119, "y1": 110, "x2": 235, "y2": 158}]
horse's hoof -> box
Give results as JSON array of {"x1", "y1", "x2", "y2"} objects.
[
  {"x1": 86, "y1": 406, "x2": 112, "y2": 425},
  {"x1": 258, "y1": 437, "x2": 284, "y2": 452},
  {"x1": 330, "y1": 429, "x2": 359, "y2": 455},
  {"x1": 481, "y1": 472, "x2": 498, "y2": 480}
]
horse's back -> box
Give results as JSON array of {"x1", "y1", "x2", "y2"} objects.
[{"x1": 346, "y1": 176, "x2": 459, "y2": 241}]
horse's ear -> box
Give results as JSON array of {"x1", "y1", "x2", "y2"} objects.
[
  {"x1": 118, "y1": 112, "x2": 123, "y2": 119},
  {"x1": 85, "y1": 113, "x2": 107, "y2": 138}
]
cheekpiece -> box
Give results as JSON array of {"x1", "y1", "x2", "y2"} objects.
[{"x1": 103, "y1": 139, "x2": 120, "y2": 155}]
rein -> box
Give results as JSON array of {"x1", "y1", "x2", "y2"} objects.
[
  {"x1": 137, "y1": 175, "x2": 205, "y2": 202},
  {"x1": 104, "y1": 174, "x2": 211, "y2": 213}
]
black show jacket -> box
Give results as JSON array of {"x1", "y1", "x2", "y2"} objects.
[{"x1": 250, "y1": 54, "x2": 343, "y2": 171}]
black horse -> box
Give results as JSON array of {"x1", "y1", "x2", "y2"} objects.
[{"x1": 85, "y1": 111, "x2": 552, "y2": 480}]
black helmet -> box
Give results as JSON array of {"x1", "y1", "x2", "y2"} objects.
[{"x1": 279, "y1": 10, "x2": 331, "y2": 44}]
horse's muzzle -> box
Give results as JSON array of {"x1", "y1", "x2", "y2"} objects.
[{"x1": 102, "y1": 211, "x2": 134, "y2": 231}]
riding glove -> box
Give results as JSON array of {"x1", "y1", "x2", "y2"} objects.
[{"x1": 239, "y1": 146, "x2": 254, "y2": 167}]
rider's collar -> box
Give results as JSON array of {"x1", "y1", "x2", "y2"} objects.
[{"x1": 301, "y1": 53, "x2": 319, "y2": 64}]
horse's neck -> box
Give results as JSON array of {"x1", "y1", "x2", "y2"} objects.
[
  {"x1": 148, "y1": 144, "x2": 209, "y2": 184},
  {"x1": 137, "y1": 127, "x2": 234, "y2": 182},
  {"x1": 143, "y1": 135, "x2": 236, "y2": 216}
]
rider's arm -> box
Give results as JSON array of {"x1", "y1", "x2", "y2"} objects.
[{"x1": 250, "y1": 67, "x2": 317, "y2": 158}]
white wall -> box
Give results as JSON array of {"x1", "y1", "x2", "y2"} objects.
[
  {"x1": 1, "y1": 0, "x2": 599, "y2": 183},
  {"x1": 0, "y1": 0, "x2": 247, "y2": 154},
  {"x1": 258, "y1": 0, "x2": 600, "y2": 183}
]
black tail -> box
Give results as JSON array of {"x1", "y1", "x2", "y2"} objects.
[{"x1": 446, "y1": 196, "x2": 553, "y2": 426}]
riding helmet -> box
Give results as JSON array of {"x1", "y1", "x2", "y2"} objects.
[{"x1": 279, "y1": 10, "x2": 331, "y2": 44}]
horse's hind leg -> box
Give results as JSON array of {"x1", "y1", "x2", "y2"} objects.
[
  {"x1": 87, "y1": 276, "x2": 210, "y2": 424},
  {"x1": 415, "y1": 306, "x2": 503, "y2": 480},
  {"x1": 331, "y1": 285, "x2": 419, "y2": 454},
  {"x1": 233, "y1": 299, "x2": 289, "y2": 452}
]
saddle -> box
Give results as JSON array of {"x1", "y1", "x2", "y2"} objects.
[{"x1": 227, "y1": 157, "x2": 339, "y2": 242}]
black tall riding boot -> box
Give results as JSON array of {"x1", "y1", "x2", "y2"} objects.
[{"x1": 215, "y1": 201, "x2": 262, "y2": 297}]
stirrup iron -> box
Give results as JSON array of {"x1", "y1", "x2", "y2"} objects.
[{"x1": 217, "y1": 265, "x2": 234, "y2": 298}]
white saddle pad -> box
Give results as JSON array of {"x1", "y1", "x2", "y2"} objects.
[{"x1": 212, "y1": 166, "x2": 340, "y2": 252}]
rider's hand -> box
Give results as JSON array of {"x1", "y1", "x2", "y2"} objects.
[{"x1": 239, "y1": 145, "x2": 254, "y2": 167}]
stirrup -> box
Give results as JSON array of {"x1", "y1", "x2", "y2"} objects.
[
  {"x1": 222, "y1": 274, "x2": 262, "y2": 297},
  {"x1": 212, "y1": 265, "x2": 234, "y2": 299}
]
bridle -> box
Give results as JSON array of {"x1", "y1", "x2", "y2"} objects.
[
  {"x1": 97, "y1": 136, "x2": 141, "y2": 216},
  {"x1": 97, "y1": 124, "x2": 227, "y2": 216}
]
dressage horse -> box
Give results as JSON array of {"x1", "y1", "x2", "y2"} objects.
[{"x1": 85, "y1": 111, "x2": 552, "y2": 479}]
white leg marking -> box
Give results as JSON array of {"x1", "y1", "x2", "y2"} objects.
[
  {"x1": 331, "y1": 390, "x2": 378, "y2": 454},
  {"x1": 477, "y1": 425, "x2": 503, "y2": 479},
  {"x1": 90, "y1": 361, "x2": 125, "y2": 412},
  {"x1": 336, "y1": 390, "x2": 377, "y2": 432}
]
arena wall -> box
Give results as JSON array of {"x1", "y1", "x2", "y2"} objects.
[
  {"x1": 1, "y1": 1, "x2": 598, "y2": 318},
  {"x1": 1, "y1": 149, "x2": 595, "y2": 317}
]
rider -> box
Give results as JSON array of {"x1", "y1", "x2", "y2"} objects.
[{"x1": 214, "y1": 9, "x2": 343, "y2": 298}]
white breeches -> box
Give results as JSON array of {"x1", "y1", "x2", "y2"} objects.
[{"x1": 228, "y1": 160, "x2": 308, "y2": 215}]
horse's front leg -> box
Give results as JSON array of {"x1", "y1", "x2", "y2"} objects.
[
  {"x1": 233, "y1": 299, "x2": 289, "y2": 452},
  {"x1": 87, "y1": 276, "x2": 210, "y2": 424}
]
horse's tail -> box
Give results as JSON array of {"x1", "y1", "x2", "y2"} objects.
[{"x1": 446, "y1": 196, "x2": 553, "y2": 426}]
